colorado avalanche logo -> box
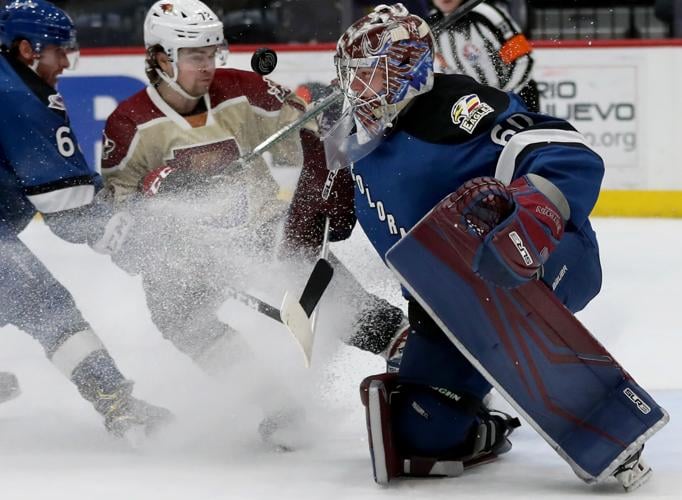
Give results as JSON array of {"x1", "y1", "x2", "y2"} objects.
[
  {"x1": 101, "y1": 132, "x2": 116, "y2": 161},
  {"x1": 160, "y1": 3, "x2": 174, "y2": 14},
  {"x1": 47, "y1": 93, "x2": 67, "y2": 112},
  {"x1": 451, "y1": 94, "x2": 494, "y2": 134}
]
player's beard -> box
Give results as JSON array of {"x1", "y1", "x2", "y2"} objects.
[
  {"x1": 179, "y1": 80, "x2": 210, "y2": 99},
  {"x1": 176, "y1": 70, "x2": 215, "y2": 98},
  {"x1": 36, "y1": 65, "x2": 61, "y2": 88},
  {"x1": 197, "y1": 68, "x2": 216, "y2": 92},
  {"x1": 192, "y1": 76, "x2": 214, "y2": 96}
]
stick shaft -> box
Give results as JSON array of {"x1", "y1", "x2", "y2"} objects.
[{"x1": 430, "y1": 0, "x2": 487, "y2": 36}]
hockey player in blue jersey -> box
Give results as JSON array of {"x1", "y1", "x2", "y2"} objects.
[
  {"x1": 329, "y1": 3, "x2": 656, "y2": 491},
  {"x1": 0, "y1": 0, "x2": 170, "y2": 439}
]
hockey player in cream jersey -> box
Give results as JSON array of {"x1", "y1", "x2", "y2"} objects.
[
  {"x1": 99, "y1": 0, "x2": 405, "y2": 375},
  {"x1": 100, "y1": 0, "x2": 314, "y2": 366}
]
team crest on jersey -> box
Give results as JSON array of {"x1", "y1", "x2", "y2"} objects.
[
  {"x1": 462, "y1": 43, "x2": 482, "y2": 63},
  {"x1": 451, "y1": 94, "x2": 494, "y2": 133},
  {"x1": 101, "y1": 132, "x2": 116, "y2": 161},
  {"x1": 47, "y1": 93, "x2": 66, "y2": 112},
  {"x1": 264, "y1": 77, "x2": 289, "y2": 103}
]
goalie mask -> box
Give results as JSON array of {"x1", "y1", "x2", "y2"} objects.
[
  {"x1": 143, "y1": 0, "x2": 227, "y2": 99},
  {"x1": 326, "y1": 4, "x2": 434, "y2": 169}
]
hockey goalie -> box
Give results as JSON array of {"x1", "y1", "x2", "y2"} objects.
[{"x1": 325, "y1": 4, "x2": 669, "y2": 492}]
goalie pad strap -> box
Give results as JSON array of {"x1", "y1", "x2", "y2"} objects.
[
  {"x1": 403, "y1": 457, "x2": 464, "y2": 477},
  {"x1": 397, "y1": 380, "x2": 484, "y2": 418}
]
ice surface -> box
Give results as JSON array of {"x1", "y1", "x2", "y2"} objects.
[{"x1": 0, "y1": 218, "x2": 679, "y2": 499}]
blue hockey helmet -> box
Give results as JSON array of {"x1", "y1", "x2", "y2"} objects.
[{"x1": 0, "y1": 0, "x2": 78, "y2": 54}]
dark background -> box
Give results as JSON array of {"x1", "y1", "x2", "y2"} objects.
[{"x1": 0, "y1": 1, "x2": 675, "y2": 47}]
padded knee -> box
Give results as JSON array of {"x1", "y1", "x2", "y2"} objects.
[
  {"x1": 392, "y1": 384, "x2": 479, "y2": 457},
  {"x1": 360, "y1": 373, "x2": 520, "y2": 485},
  {"x1": 400, "y1": 302, "x2": 492, "y2": 400}
]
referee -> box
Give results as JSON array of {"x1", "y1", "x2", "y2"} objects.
[{"x1": 428, "y1": 0, "x2": 540, "y2": 111}]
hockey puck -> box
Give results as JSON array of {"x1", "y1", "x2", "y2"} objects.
[{"x1": 251, "y1": 47, "x2": 278, "y2": 75}]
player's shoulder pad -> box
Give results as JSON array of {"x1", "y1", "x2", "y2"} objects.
[
  {"x1": 210, "y1": 68, "x2": 299, "y2": 112},
  {"x1": 101, "y1": 88, "x2": 158, "y2": 170},
  {"x1": 397, "y1": 73, "x2": 510, "y2": 144},
  {"x1": 108, "y1": 87, "x2": 163, "y2": 127}
]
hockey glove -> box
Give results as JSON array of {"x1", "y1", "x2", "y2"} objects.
[
  {"x1": 140, "y1": 165, "x2": 198, "y2": 197},
  {"x1": 280, "y1": 130, "x2": 356, "y2": 258},
  {"x1": 91, "y1": 211, "x2": 134, "y2": 255},
  {"x1": 140, "y1": 160, "x2": 229, "y2": 197},
  {"x1": 453, "y1": 175, "x2": 569, "y2": 288}
]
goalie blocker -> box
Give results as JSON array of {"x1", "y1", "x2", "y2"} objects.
[{"x1": 383, "y1": 190, "x2": 669, "y2": 489}]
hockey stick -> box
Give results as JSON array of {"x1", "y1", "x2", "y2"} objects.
[
  {"x1": 224, "y1": 287, "x2": 282, "y2": 323},
  {"x1": 220, "y1": 89, "x2": 343, "y2": 178},
  {"x1": 216, "y1": 2, "x2": 483, "y2": 178},
  {"x1": 280, "y1": 257, "x2": 334, "y2": 367},
  {"x1": 309, "y1": 216, "x2": 331, "y2": 333},
  {"x1": 431, "y1": 0, "x2": 487, "y2": 36},
  {"x1": 224, "y1": 259, "x2": 334, "y2": 366},
  {"x1": 235, "y1": 0, "x2": 487, "y2": 166}
]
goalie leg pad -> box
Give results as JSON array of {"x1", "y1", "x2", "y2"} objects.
[
  {"x1": 385, "y1": 198, "x2": 669, "y2": 483},
  {"x1": 393, "y1": 383, "x2": 520, "y2": 461},
  {"x1": 360, "y1": 373, "x2": 519, "y2": 485},
  {"x1": 399, "y1": 301, "x2": 491, "y2": 403},
  {"x1": 360, "y1": 373, "x2": 403, "y2": 484}
]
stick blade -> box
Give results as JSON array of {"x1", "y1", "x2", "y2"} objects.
[
  {"x1": 280, "y1": 258, "x2": 334, "y2": 367},
  {"x1": 280, "y1": 291, "x2": 314, "y2": 367},
  {"x1": 299, "y1": 258, "x2": 334, "y2": 317}
]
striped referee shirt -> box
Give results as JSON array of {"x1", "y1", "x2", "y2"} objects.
[{"x1": 429, "y1": 2, "x2": 534, "y2": 94}]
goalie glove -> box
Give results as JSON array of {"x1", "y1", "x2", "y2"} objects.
[{"x1": 453, "y1": 174, "x2": 570, "y2": 288}]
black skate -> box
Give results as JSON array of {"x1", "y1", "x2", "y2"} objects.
[
  {"x1": 258, "y1": 407, "x2": 307, "y2": 452},
  {"x1": 613, "y1": 446, "x2": 652, "y2": 492},
  {"x1": 0, "y1": 371, "x2": 20, "y2": 404},
  {"x1": 95, "y1": 384, "x2": 173, "y2": 444}
]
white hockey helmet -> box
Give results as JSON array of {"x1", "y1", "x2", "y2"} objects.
[
  {"x1": 144, "y1": 0, "x2": 225, "y2": 62},
  {"x1": 144, "y1": 0, "x2": 227, "y2": 98}
]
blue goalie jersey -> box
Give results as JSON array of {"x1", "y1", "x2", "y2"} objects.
[
  {"x1": 0, "y1": 53, "x2": 100, "y2": 238},
  {"x1": 352, "y1": 74, "x2": 605, "y2": 264}
]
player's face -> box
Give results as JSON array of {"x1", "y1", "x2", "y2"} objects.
[
  {"x1": 176, "y1": 46, "x2": 218, "y2": 96},
  {"x1": 35, "y1": 45, "x2": 73, "y2": 87},
  {"x1": 433, "y1": 0, "x2": 464, "y2": 15},
  {"x1": 349, "y1": 65, "x2": 387, "y2": 101}
]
